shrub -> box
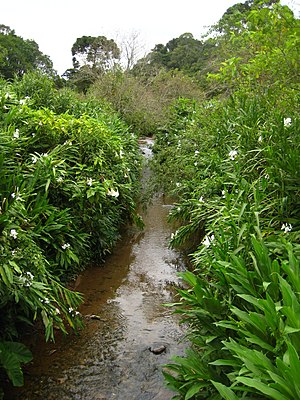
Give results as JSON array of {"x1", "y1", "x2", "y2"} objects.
[
  {"x1": 152, "y1": 91, "x2": 299, "y2": 398},
  {"x1": 0, "y1": 74, "x2": 142, "y2": 390}
]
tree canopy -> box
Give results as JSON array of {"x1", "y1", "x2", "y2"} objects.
[
  {"x1": 134, "y1": 33, "x2": 212, "y2": 76},
  {"x1": 71, "y1": 35, "x2": 120, "y2": 71},
  {"x1": 0, "y1": 24, "x2": 54, "y2": 80},
  {"x1": 67, "y1": 35, "x2": 121, "y2": 92}
]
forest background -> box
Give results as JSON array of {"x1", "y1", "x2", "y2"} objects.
[{"x1": 0, "y1": 0, "x2": 299, "y2": 399}]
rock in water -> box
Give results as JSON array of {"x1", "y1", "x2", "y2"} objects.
[{"x1": 149, "y1": 345, "x2": 166, "y2": 355}]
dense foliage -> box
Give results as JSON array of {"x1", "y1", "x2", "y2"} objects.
[
  {"x1": 0, "y1": 1, "x2": 299, "y2": 398},
  {"x1": 150, "y1": 2, "x2": 300, "y2": 399},
  {"x1": 0, "y1": 72, "x2": 142, "y2": 391},
  {"x1": 87, "y1": 69, "x2": 204, "y2": 136},
  {"x1": 0, "y1": 25, "x2": 54, "y2": 80}
]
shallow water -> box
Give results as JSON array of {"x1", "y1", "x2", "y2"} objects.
[{"x1": 4, "y1": 139, "x2": 186, "y2": 400}]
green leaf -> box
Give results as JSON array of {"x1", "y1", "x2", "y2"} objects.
[
  {"x1": 210, "y1": 359, "x2": 241, "y2": 367},
  {"x1": 185, "y1": 382, "x2": 203, "y2": 399},
  {"x1": 179, "y1": 271, "x2": 198, "y2": 287},
  {"x1": 236, "y1": 377, "x2": 290, "y2": 400},
  {"x1": 3, "y1": 264, "x2": 14, "y2": 284},
  {"x1": 284, "y1": 326, "x2": 300, "y2": 335},
  {"x1": 211, "y1": 381, "x2": 239, "y2": 400},
  {"x1": 0, "y1": 341, "x2": 32, "y2": 387}
]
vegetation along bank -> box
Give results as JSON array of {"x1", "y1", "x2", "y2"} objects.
[{"x1": 0, "y1": 1, "x2": 300, "y2": 399}]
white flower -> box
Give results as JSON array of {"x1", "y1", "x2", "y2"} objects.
[
  {"x1": 86, "y1": 178, "x2": 93, "y2": 186},
  {"x1": 11, "y1": 191, "x2": 21, "y2": 200},
  {"x1": 19, "y1": 99, "x2": 26, "y2": 105},
  {"x1": 221, "y1": 190, "x2": 226, "y2": 198},
  {"x1": 41, "y1": 153, "x2": 48, "y2": 157},
  {"x1": 281, "y1": 223, "x2": 292, "y2": 233},
  {"x1": 284, "y1": 117, "x2": 292, "y2": 127},
  {"x1": 195, "y1": 150, "x2": 199, "y2": 155},
  {"x1": 32, "y1": 155, "x2": 38, "y2": 164},
  {"x1": 119, "y1": 150, "x2": 124, "y2": 158},
  {"x1": 68, "y1": 307, "x2": 74, "y2": 313},
  {"x1": 57, "y1": 176, "x2": 64, "y2": 183},
  {"x1": 194, "y1": 162, "x2": 198, "y2": 166},
  {"x1": 26, "y1": 272, "x2": 34, "y2": 280},
  {"x1": 171, "y1": 230, "x2": 179, "y2": 240},
  {"x1": 202, "y1": 234, "x2": 215, "y2": 248},
  {"x1": 10, "y1": 229, "x2": 18, "y2": 239},
  {"x1": 229, "y1": 150, "x2": 238, "y2": 160},
  {"x1": 44, "y1": 297, "x2": 50, "y2": 304},
  {"x1": 13, "y1": 129, "x2": 20, "y2": 139},
  {"x1": 107, "y1": 188, "x2": 119, "y2": 198},
  {"x1": 62, "y1": 243, "x2": 71, "y2": 250},
  {"x1": 22, "y1": 271, "x2": 34, "y2": 287},
  {"x1": 258, "y1": 135, "x2": 262, "y2": 142},
  {"x1": 199, "y1": 196, "x2": 205, "y2": 203},
  {"x1": 55, "y1": 308, "x2": 61, "y2": 315},
  {"x1": 176, "y1": 182, "x2": 181, "y2": 187}
]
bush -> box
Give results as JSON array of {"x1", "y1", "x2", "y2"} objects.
[
  {"x1": 0, "y1": 73, "x2": 142, "y2": 390},
  {"x1": 87, "y1": 69, "x2": 204, "y2": 136}
]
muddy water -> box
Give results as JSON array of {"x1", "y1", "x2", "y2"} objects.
[{"x1": 5, "y1": 139, "x2": 186, "y2": 400}]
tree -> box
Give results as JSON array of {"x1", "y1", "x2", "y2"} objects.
[
  {"x1": 68, "y1": 35, "x2": 121, "y2": 92},
  {"x1": 213, "y1": 0, "x2": 280, "y2": 34},
  {"x1": 120, "y1": 31, "x2": 145, "y2": 71},
  {"x1": 208, "y1": 2, "x2": 299, "y2": 94},
  {"x1": 71, "y1": 35, "x2": 120, "y2": 72},
  {"x1": 147, "y1": 33, "x2": 206, "y2": 73},
  {"x1": 0, "y1": 24, "x2": 54, "y2": 80}
]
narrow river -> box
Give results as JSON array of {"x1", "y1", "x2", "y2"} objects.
[{"x1": 5, "y1": 139, "x2": 186, "y2": 400}]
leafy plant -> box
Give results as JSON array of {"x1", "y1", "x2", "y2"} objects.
[
  {"x1": 0, "y1": 341, "x2": 32, "y2": 387},
  {"x1": 0, "y1": 73, "x2": 142, "y2": 390}
]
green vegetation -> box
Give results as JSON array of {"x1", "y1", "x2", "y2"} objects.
[
  {"x1": 0, "y1": 72, "x2": 142, "y2": 391},
  {"x1": 0, "y1": 0, "x2": 299, "y2": 398},
  {"x1": 0, "y1": 25, "x2": 54, "y2": 80},
  {"x1": 150, "y1": 2, "x2": 300, "y2": 399}
]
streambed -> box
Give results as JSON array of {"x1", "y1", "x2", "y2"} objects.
[{"x1": 5, "y1": 139, "x2": 186, "y2": 400}]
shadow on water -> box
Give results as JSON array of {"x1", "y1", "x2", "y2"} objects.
[{"x1": 4, "y1": 138, "x2": 187, "y2": 400}]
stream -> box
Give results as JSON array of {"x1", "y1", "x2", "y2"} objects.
[{"x1": 4, "y1": 138, "x2": 186, "y2": 400}]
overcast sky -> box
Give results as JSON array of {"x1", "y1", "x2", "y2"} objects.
[{"x1": 1, "y1": 0, "x2": 299, "y2": 74}]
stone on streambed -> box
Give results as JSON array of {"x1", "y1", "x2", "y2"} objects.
[{"x1": 148, "y1": 345, "x2": 167, "y2": 355}]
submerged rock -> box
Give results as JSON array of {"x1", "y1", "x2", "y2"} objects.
[{"x1": 149, "y1": 345, "x2": 166, "y2": 355}]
